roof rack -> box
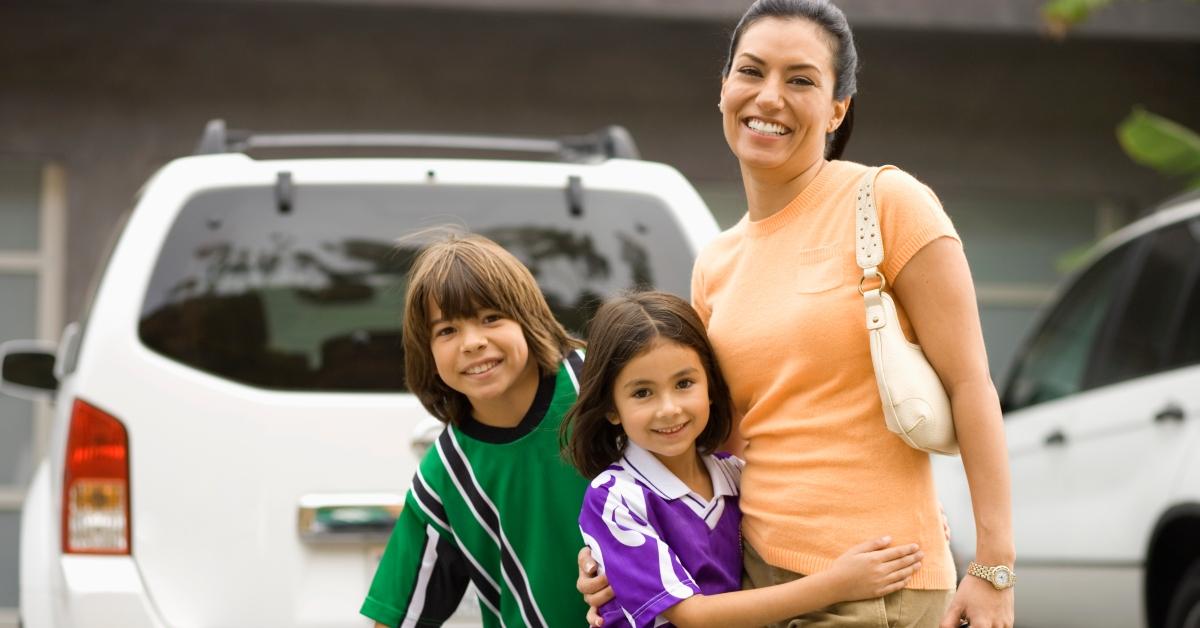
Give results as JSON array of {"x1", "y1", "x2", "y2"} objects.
[{"x1": 193, "y1": 119, "x2": 640, "y2": 162}]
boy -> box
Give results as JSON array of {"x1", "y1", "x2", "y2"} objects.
[{"x1": 361, "y1": 233, "x2": 589, "y2": 627}]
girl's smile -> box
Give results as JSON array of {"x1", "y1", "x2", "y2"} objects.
[{"x1": 608, "y1": 339, "x2": 712, "y2": 479}]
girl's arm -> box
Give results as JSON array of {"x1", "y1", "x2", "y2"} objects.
[
  {"x1": 662, "y1": 538, "x2": 922, "y2": 628},
  {"x1": 891, "y1": 237, "x2": 1015, "y2": 628}
]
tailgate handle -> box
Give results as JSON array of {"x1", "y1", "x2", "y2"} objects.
[
  {"x1": 297, "y1": 493, "x2": 403, "y2": 544},
  {"x1": 1154, "y1": 404, "x2": 1185, "y2": 423},
  {"x1": 1044, "y1": 430, "x2": 1067, "y2": 447}
]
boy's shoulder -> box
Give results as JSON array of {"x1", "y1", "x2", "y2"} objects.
[
  {"x1": 412, "y1": 426, "x2": 454, "y2": 482},
  {"x1": 557, "y1": 348, "x2": 586, "y2": 387}
]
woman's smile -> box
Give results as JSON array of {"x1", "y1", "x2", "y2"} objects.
[
  {"x1": 720, "y1": 18, "x2": 848, "y2": 180},
  {"x1": 745, "y1": 117, "x2": 792, "y2": 137}
]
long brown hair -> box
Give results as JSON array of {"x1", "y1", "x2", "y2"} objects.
[
  {"x1": 403, "y1": 232, "x2": 582, "y2": 424},
  {"x1": 562, "y1": 291, "x2": 733, "y2": 478}
]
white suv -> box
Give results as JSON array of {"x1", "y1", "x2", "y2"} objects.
[
  {"x1": 933, "y1": 191, "x2": 1200, "y2": 628},
  {"x1": 0, "y1": 120, "x2": 719, "y2": 627}
]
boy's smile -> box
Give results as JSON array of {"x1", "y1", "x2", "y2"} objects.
[{"x1": 428, "y1": 300, "x2": 540, "y2": 428}]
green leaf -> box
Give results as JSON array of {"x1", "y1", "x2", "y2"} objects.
[
  {"x1": 1117, "y1": 107, "x2": 1200, "y2": 178},
  {"x1": 1041, "y1": 0, "x2": 1114, "y2": 34},
  {"x1": 1042, "y1": 0, "x2": 1113, "y2": 24}
]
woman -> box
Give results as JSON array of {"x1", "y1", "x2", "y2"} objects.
[{"x1": 580, "y1": 1, "x2": 1014, "y2": 627}]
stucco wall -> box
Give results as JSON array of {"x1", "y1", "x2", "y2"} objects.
[{"x1": 1, "y1": 1, "x2": 1197, "y2": 320}]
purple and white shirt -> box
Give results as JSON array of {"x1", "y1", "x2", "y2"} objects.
[{"x1": 578, "y1": 443, "x2": 744, "y2": 628}]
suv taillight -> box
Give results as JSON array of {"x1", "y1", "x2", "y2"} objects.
[{"x1": 62, "y1": 399, "x2": 130, "y2": 555}]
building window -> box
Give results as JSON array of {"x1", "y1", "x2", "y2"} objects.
[{"x1": 0, "y1": 159, "x2": 65, "y2": 620}]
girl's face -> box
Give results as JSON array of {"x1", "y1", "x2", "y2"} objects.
[
  {"x1": 608, "y1": 339, "x2": 711, "y2": 475},
  {"x1": 719, "y1": 17, "x2": 849, "y2": 176}
]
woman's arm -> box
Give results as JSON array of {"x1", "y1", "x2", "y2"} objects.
[
  {"x1": 662, "y1": 538, "x2": 921, "y2": 628},
  {"x1": 891, "y1": 237, "x2": 1015, "y2": 628}
]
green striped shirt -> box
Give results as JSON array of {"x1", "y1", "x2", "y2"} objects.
[{"x1": 362, "y1": 351, "x2": 589, "y2": 627}]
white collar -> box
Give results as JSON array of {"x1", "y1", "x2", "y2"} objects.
[{"x1": 621, "y1": 442, "x2": 737, "y2": 503}]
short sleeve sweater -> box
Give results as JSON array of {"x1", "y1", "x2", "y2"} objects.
[{"x1": 690, "y1": 160, "x2": 959, "y2": 589}]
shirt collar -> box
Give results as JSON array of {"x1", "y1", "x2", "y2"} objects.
[
  {"x1": 703, "y1": 454, "x2": 739, "y2": 499},
  {"x1": 621, "y1": 442, "x2": 735, "y2": 502}
]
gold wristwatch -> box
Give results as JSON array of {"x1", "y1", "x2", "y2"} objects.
[{"x1": 966, "y1": 561, "x2": 1016, "y2": 590}]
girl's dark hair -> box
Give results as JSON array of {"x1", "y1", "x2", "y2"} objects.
[
  {"x1": 562, "y1": 291, "x2": 734, "y2": 479},
  {"x1": 721, "y1": 0, "x2": 859, "y2": 160}
]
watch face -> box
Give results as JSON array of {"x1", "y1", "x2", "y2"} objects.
[{"x1": 995, "y1": 569, "x2": 1010, "y2": 586}]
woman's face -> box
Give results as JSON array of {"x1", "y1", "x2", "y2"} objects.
[{"x1": 720, "y1": 17, "x2": 850, "y2": 176}]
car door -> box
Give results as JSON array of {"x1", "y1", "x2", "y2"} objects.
[
  {"x1": 999, "y1": 236, "x2": 1142, "y2": 627},
  {"x1": 1003, "y1": 217, "x2": 1200, "y2": 627}
]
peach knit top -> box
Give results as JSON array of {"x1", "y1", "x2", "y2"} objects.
[{"x1": 691, "y1": 160, "x2": 959, "y2": 589}]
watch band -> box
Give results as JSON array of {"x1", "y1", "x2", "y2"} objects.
[{"x1": 967, "y1": 561, "x2": 1016, "y2": 590}]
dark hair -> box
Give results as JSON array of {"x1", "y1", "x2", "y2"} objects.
[
  {"x1": 402, "y1": 232, "x2": 582, "y2": 425},
  {"x1": 722, "y1": 0, "x2": 859, "y2": 160},
  {"x1": 562, "y1": 291, "x2": 734, "y2": 479}
]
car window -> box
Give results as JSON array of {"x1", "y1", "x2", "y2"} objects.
[
  {"x1": 1086, "y1": 218, "x2": 1200, "y2": 388},
  {"x1": 1003, "y1": 240, "x2": 1138, "y2": 412},
  {"x1": 138, "y1": 183, "x2": 696, "y2": 392},
  {"x1": 1164, "y1": 217, "x2": 1200, "y2": 371}
]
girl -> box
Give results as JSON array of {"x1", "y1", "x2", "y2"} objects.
[{"x1": 564, "y1": 291, "x2": 923, "y2": 628}]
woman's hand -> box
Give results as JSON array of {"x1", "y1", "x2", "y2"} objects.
[
  {"x1": 577, "y1": 547, "x2": 614, "y2": 626},
  {"x1": 940, "y1": 574, "x2": 1014, "y2": 628},
  {"x1": 825, "y1": 537, "x2": 923, "y2": 601}
]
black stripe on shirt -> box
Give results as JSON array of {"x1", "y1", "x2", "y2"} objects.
[
  {"x1": 411, "y1": 471, "x2": 449, "y2": 529},
  {"x1": 565, "y1": 350, "x2": 585, "y2": 392},
  {"x1": 460, "y1": 547, "x2": 502, "y2": 615},
  {"x1": 402, "y1": 525, "x2": 471, "y2": 626},
  {"x1": 423, "y1": 532, "x2": 473, "y2": 624},
  {"x1": 410, "y1": 470, "x2": 502, "y2": 612},
  {"x1": 437, "y1": 428, "x2": 547, "y2": 628}
]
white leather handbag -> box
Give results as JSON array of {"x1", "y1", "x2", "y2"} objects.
[{"x1": 855, "y1": 168, "x2": 959, "y2": 456}]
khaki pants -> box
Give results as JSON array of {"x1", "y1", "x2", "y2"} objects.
[{"x1": 743, "y1": 542, "x2": 954, "y2": 628}]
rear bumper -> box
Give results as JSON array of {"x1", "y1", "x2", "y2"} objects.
[
  {"x1": 20, "y1": 463, "x2": 165, "y2": 628},
  {"x1": 57, "y1": 556, "x2": 165, "y2": 628}
]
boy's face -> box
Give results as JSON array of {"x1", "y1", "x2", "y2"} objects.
[
  {"x1": 427, "y1": 299, "x2": 539, "y2": 422},
  {"x1": 608, "y1": 339, "x2": 711, "y2": 477}
]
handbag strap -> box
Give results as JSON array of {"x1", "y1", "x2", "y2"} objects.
[
  {"x1": 856, "y1": 167, "x2": 887, "y2": 332},
  {"x1": 855, "y1": 166, "x2": 884, "y2": 273}
]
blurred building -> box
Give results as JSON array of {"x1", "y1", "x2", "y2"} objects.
[{"x1": 0, "y1": 0, "x2": 1198, "y2": 622}]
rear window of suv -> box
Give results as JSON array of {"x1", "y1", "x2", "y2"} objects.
[{"x1": 138, "y1": 183, "x2": 696, "y2": 392}]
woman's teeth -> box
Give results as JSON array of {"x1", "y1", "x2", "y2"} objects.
[
  {"x1": 465, "y1": 361, "x2": 498, "y2": 375},
  {"x1": 747, "y1": 119, "x2": 788, "y2": 135}
]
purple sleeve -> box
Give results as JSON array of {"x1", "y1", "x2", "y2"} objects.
[{"x1": 578, "y1": 471, "x2": 700, "y2": 628}]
